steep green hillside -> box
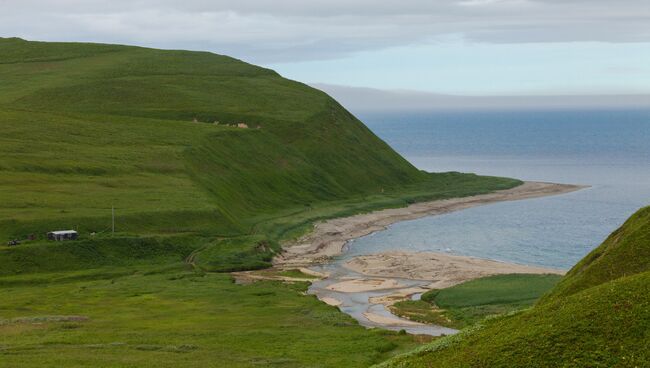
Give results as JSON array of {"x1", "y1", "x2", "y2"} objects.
[
  {"x1": 0, "y1": 37, "x2": 519, "y2": 245},
  {"x1": 378, "y1": 206, "x2": 650, "y2": 368},
  {"x1": 541, "y1": 206, "x2": 650, "y2": 302},
  {"x1": 0, "y1": 37, "x2": 520, "y2": 272}
]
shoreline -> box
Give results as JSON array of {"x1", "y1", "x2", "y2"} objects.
[
  {"x1": 274, "y1": 181, "x2": 586, "y2": 268},
  {"x1": 270, "y1": 181, "x2": 585, "y2": 335},
  {"x1": 306, "y1": 250, "x2": 566, "y2": 335}
]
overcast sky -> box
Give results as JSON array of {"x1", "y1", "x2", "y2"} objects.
[{"x1": 1, "y1": 0, "x2": 649, "y2": 96}]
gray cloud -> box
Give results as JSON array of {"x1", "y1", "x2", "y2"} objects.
[
  {"x1": 0, "y1": 0, "x2": 648, "y2": 62},
  {"x1": 313, "y1": 83, "x2": 650, "y2": 112}
]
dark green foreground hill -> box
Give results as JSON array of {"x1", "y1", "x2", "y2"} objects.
[
  {"x1": 0, "y1": 38, "x2": 520, "y2": 367},
  {"x1": 379, "y1": 206, "x2": 650, "y2": 368}
]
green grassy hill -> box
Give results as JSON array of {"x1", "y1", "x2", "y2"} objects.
[
  {"x1": 540, "y1": 206, "x2": 650, "y2": 302},
  {"x1": 0, "y1": 37, "x2": 519, "y2": 247},
  {"x1": 0, "y1": 38, "x2": 521, "y2": 367},
  {"x1": 378, "y1": 206, "x2": 650, "y2": 368}
]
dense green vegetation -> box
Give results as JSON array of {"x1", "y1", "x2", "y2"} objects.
[
  {"x1": 379, "y1": 206, "x2": 650, "y2": 368},
  {"x1": 0, "y1": 266, "x2": 428, "y2": 367},
  {"x1": 0, "y1": 38, "x2": 521, "y2": 367},
  {"x1": 392, "y1": 274, "x2": 561, "y2": 328}
]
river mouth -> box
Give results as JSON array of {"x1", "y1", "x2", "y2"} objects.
[
  {"x1": 307, "y1": 260, "x2": 458, "y2": 336},
  {"x1": 305, "y1": 246, "x2": 565, "y2": 335},
  {"x1": 275, "y1": 182, "x2": 581, "y2": 335}
]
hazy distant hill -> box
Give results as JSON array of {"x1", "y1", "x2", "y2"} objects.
[{"x1": 312, "y1": 83, "x2": 650, "y2": 112}]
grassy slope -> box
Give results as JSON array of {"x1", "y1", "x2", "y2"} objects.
[
  {"x1": 0, "y1": 267, "x2": 426, "y2": 368},
  {"x1": 0, "y1": 38, "x2": 521, "y2": 366},
  {"x1": 379, "y1": 206, "x2": 650, "y2": 368},
  {"x1": 0, "y1": 36, "x2": 519, "y2": 247},
  {"x1": 541, "y1": 206, "x2": 650, "y2": 302},
  {"x1": 391, "y1": 274, "x2": 561, "y2": 329},
  {"x1": 0, "y1": 37, "x2": 412, "y2": 238}
]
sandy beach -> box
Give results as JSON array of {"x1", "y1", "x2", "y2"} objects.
[
  {"x1": 271, "y1": 181, "x2": 583, "y2": 334},
  {"x1": 275, "y1": 181, "x2": 585, "y2": 267},
  {"x1": 326, "y1": 278, "x2": 406, "y2": 293},
  {"x1": 362, "y1": 312, "x2": 425, "y2": 326},
  {"x1": 344, "y1": 251, "x2": 564, "y2": 289}
]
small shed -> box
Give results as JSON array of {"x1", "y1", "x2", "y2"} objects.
[{"x1": 47, "y1": 230, "x2": 78, "y2": 241}]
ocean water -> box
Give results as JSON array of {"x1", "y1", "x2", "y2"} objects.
[{"x1": 347, "y1": 109, "x2": 650, "y2": 269}]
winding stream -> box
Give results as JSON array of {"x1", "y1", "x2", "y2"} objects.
[{"x1": 308, "y1": 258, "x2": 458, "y2": 336}]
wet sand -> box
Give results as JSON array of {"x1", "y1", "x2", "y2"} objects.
[
  {"x1": 320, "y1": 297, "x2": 343, "y2": 307},
  {"x1": 308, "y1": 265, "x2": 459, "y2": 335},
  {"x1": 344, "y1": 251, "x2": 564, "y2": 289},
  {"x1": 308, "y1": 252, "x2": 565, "y2": 335},
  {"x1": 326, "y1": 278, "x2": 406, "y2": 293},
  {"x1": 363, "y1": 312, "x2": 424, "y2": 326}
]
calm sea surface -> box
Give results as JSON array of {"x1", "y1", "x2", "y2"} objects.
[{"x1": 350, "y1": 109, "x2": 650, "y2": 269}]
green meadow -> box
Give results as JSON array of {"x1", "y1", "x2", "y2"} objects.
[
  {"x1": 1, "y1": 266, "x2": 428, "y2": 368},
  {"x1": 391, "y1": 274, "x2": 562, "y2": 329}
]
